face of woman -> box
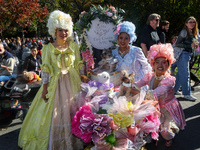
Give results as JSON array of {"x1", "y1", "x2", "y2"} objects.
[
  {"x1": 118, "y1": 32, "x2": 130, "y2": 49},
  {"x1": 31, "y1": 48, "x2": 38, "y2": 57},
  {"x1": 186, "y1": 19, "x2": 196, "y2": 30},
  {"x1": 153, "y1": 57, "x2": 169, "y2": 76},
  {"x1": 56, "y1": 28, "x2": 69, "y2": 41}
]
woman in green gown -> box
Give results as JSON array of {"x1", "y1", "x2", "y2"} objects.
[{"x1": 18, "y1": 10, "x2": 83, "y2": 150}]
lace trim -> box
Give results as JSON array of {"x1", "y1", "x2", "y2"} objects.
[
  {"x1": 42, "y1": 70, "x2": 50, "y2": 84},
  {"x1": 154, "y1": 73, "x2": 166, "y2": 80},
  {"x1": 145, "y1": 90, "x2": 154, "y2": 100}
]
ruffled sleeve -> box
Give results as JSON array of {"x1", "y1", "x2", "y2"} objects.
[
  {"x1": 133, "y1": 47, "x2": 152, "y2": 78},
  {"x1": 153, "y1": 75, "x2": 175, "y2": 97},
  {"x1": 40, "y1": 44, "x2": 54, "y2": 77},
  {"x1": 42, "y1": 70, "x2": 50, "y2": 84},
  {"x1": 72, "y1": 42, "x2": 83, "y2": 73},
  {"x1": 135, "y1": 72, "x2": 152, "y2": 88}
]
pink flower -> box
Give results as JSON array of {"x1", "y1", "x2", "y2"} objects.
[
  {"x1": 151, "y1": 131, "x2": 159, "y2": 140},
  {"x1": 81, "y1": 50, "x2": 94, "y2": 74},
  {"x1": 151, "y1": 51, "x2": 158, "y2": 61},
  {"x1": 110, "y1": 6, "x2": 116, "y2": 12},
  {"x1": 112, "y1": 15, "x2": 117, "y2": 19},
  {"x1": 79, "y1": 11, "x2": 86, "y2": 17},
  {"x1": 144, "y1": 114, "x2": 160, "y2": 127},
  {"x1": 114, "y1": 24, "x2": 121, "y2": 35},
  {"x1": 127, "y1": 126, "x2": 140, "y2": 136},
  {"x1": 142, "y1": 113, "x2": 160, "y2": 140},
  {"x1": 81, "y1": 11, "x2": 85, "y2": 15},
  {"x1": 110, "y1": 120, "x2": 119, "y2": 130},
  {"x1": 71, "y1": 104, "x2": 95, "y2": 143},
  {"x1": 106, "y1": 12, "x2": 113, "y2": 17}
]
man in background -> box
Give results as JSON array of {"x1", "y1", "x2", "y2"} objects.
[
  {"x1": 159, "y1": 20, "x2": 170, "y2": 43},
  {"x1": 0, "y1": 43, "x2": 16, "y2": 85},
  {"x1": 140, "y1": 13, "x2": 164, "y2": 57}
]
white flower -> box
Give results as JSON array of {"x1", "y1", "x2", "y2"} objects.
[{"x1": 106, "y1": 12, "x2": 113, "y2": 17}]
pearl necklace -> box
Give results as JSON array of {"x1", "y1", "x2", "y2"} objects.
[
  {"x1": 154, "y1": 73, "x2": 166, "y2": 80},
  {"x1": 119, "y1": 47, "x2": 129, "y2": 57}
]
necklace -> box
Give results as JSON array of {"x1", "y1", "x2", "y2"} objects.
[
  {"x1": 119, "y1": 47, "x2": 129, "y2": 57},
  {"x1": 154, "y1": 73, "x2": 166, "y2": 80}
]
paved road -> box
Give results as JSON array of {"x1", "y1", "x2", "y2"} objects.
[
  {"x1": 0, "y1": 85, "x2": 200, "y2": 150},
  {"x1": 146, "y1": 85, "x2": 200, "y2": 150}
]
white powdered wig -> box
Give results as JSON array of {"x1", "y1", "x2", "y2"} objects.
[{"x1": 47, "y1": 10, "x2": 73, "y2": 37}]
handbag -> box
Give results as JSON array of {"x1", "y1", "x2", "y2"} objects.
[{"x1": 173, "y1": 46, "x2": 184, "y2": 61}]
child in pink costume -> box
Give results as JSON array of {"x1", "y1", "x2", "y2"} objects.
[{"x1": 133, "y1": 44, "x2": 186, "y2": 146}]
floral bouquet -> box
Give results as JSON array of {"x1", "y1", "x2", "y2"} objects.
[
  {"x1": 76, "y1": 5, "x2": 125, "y2": 77},
  {"x1": 71, "y1": 85, "x2": 160, "y2": 149},
  {"x1": 101, "y1": 91, "x2": 160, "y2": 149},
  {"x1": 81, "y1": 49, "x2": 95, "y2": 75}
]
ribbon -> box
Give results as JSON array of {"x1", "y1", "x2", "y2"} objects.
[{"x1": 54, "y1": 48, "x2": 74, "y2": 68}]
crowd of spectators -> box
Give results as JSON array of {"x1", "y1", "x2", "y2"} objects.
[
  {"x1": 0, "y1": 36, "x2": 54, "y2": 85},
  {"x1": 1, "y1": 37, "x2": 53, "y2": 61}
]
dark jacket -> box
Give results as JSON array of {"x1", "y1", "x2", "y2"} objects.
[
  {"x1": 23, "y1": 54, "x2": 42, "y2": 73},
  {"x1": 0, "y1": 50, "x2": 15, "y2": 75},
  {"x1": 140, "y1": 25, "x2": 164, "y2": 51}
]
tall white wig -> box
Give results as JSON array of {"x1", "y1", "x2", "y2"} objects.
[{"x1": 47, "y1": 10, "x2": 73, "y2": 38}]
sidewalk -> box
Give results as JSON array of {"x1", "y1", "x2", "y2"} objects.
[{"x1": 146, "y1": 85, "x2": 200, "y2": 150}]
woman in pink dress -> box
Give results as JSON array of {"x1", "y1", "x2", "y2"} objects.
[{"x1": 132, "y1": 43, "x2": 186, "y2": 147}]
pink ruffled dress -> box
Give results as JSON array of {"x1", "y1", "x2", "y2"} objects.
[{"x1": 136, "y1": 72, "x2": 186, "y2": 132}]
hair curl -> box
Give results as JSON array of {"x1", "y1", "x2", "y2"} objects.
[
  {"x1": 115, "y1": 21, "x2": 137, "y2": 43},
  {"x1": 147, "y1": 44, "x2": 176, "y2": 69},
  {"x1": 47, "y1": 10, "x2": 73, "y2": 38}
]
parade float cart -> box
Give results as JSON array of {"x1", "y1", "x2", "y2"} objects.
[{"x1": 76, "y1": 5, "x2": 125, "y2": 87}]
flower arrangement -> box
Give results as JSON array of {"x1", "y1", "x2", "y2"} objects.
[
  {"x1": 81, "y1": 49, "x2": 95, "y2": 75},
  {"x1": 71, "y1": 85, "x2": 160, "y2": 149},
  {"x1": 76, "y1": 5, "x2": 125, "y2": 76},
  {"x1": 75, "y1": 5, "x2": 125, "y2": 37},
  {"x1": 71, "y1": 104, "x2": 113, "y2": 143}
]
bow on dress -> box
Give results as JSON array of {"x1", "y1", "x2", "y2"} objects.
[{"x1": 54, "y1": 48, "x2": 74, "y2": 69}]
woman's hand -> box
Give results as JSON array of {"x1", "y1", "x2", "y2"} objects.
[
  {"x1": 42, "y1": 84, "x2": 48, "y2": 102},
  {"x1": 191, "y1": 41, "x2": 199, "y2": 49},
  {"x1": 131, "y1": 83, "x2": 140, "y2": 95},
  {"x1": 80, "y1": 74, "x2": 90, "y2": 83}
]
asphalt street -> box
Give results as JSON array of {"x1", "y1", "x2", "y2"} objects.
[{"x1": 0, "y1": 85, "x2": 200, "y2": 150}]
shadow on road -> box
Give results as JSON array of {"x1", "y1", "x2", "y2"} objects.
[{"x1": 0, "y1": 128, "x2": 21, "y2": 150}]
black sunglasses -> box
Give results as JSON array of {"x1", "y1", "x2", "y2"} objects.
[
  {"x1": 155, "y1": 19, "x2": 159, "y2": 22},
  {"x1": 188, "y1": 21, "x2": 196, "y2": 24}
]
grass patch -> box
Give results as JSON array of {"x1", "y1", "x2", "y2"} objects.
[
  {"x1": 171, "y1": 56, "x2": 200, "y2": 78},
  {"x1": 191, "y1": 62, "x2": 200, "y2": 78}
]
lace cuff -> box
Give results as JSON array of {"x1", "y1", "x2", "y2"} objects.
[
  {"x1": 132, "y1": 83, "x2": 141, "y2": 91},
  {"x1": 42, "y1": 70, "x2": 50, "y2": 84},
  {"x1": 79, "y1": 66, "x2": 85, "y2": 75},
  {"x1": 145, "y1": 90, "x2": 154, "y2": 100}
]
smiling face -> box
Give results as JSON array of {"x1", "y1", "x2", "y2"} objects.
[
  {"x1": 56, "y1": 28, "x2": 69, "y2": 41},
  {"x1": 150, "y1": 16, "x2": 160, "y2": 29},
  {"x1": 118, "y1": 32, "x2": 130, "y2": 49},
  {"x1": 153, "y1": 57, "x2": 169, "y2": 76},
  {"x1": 186, "y1": 18, "x2": 196, "y2": 30}
]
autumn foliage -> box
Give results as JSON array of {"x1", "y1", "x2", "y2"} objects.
[{"x1": 0, "y1": 0, "x2": 49, "y2": 31}]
